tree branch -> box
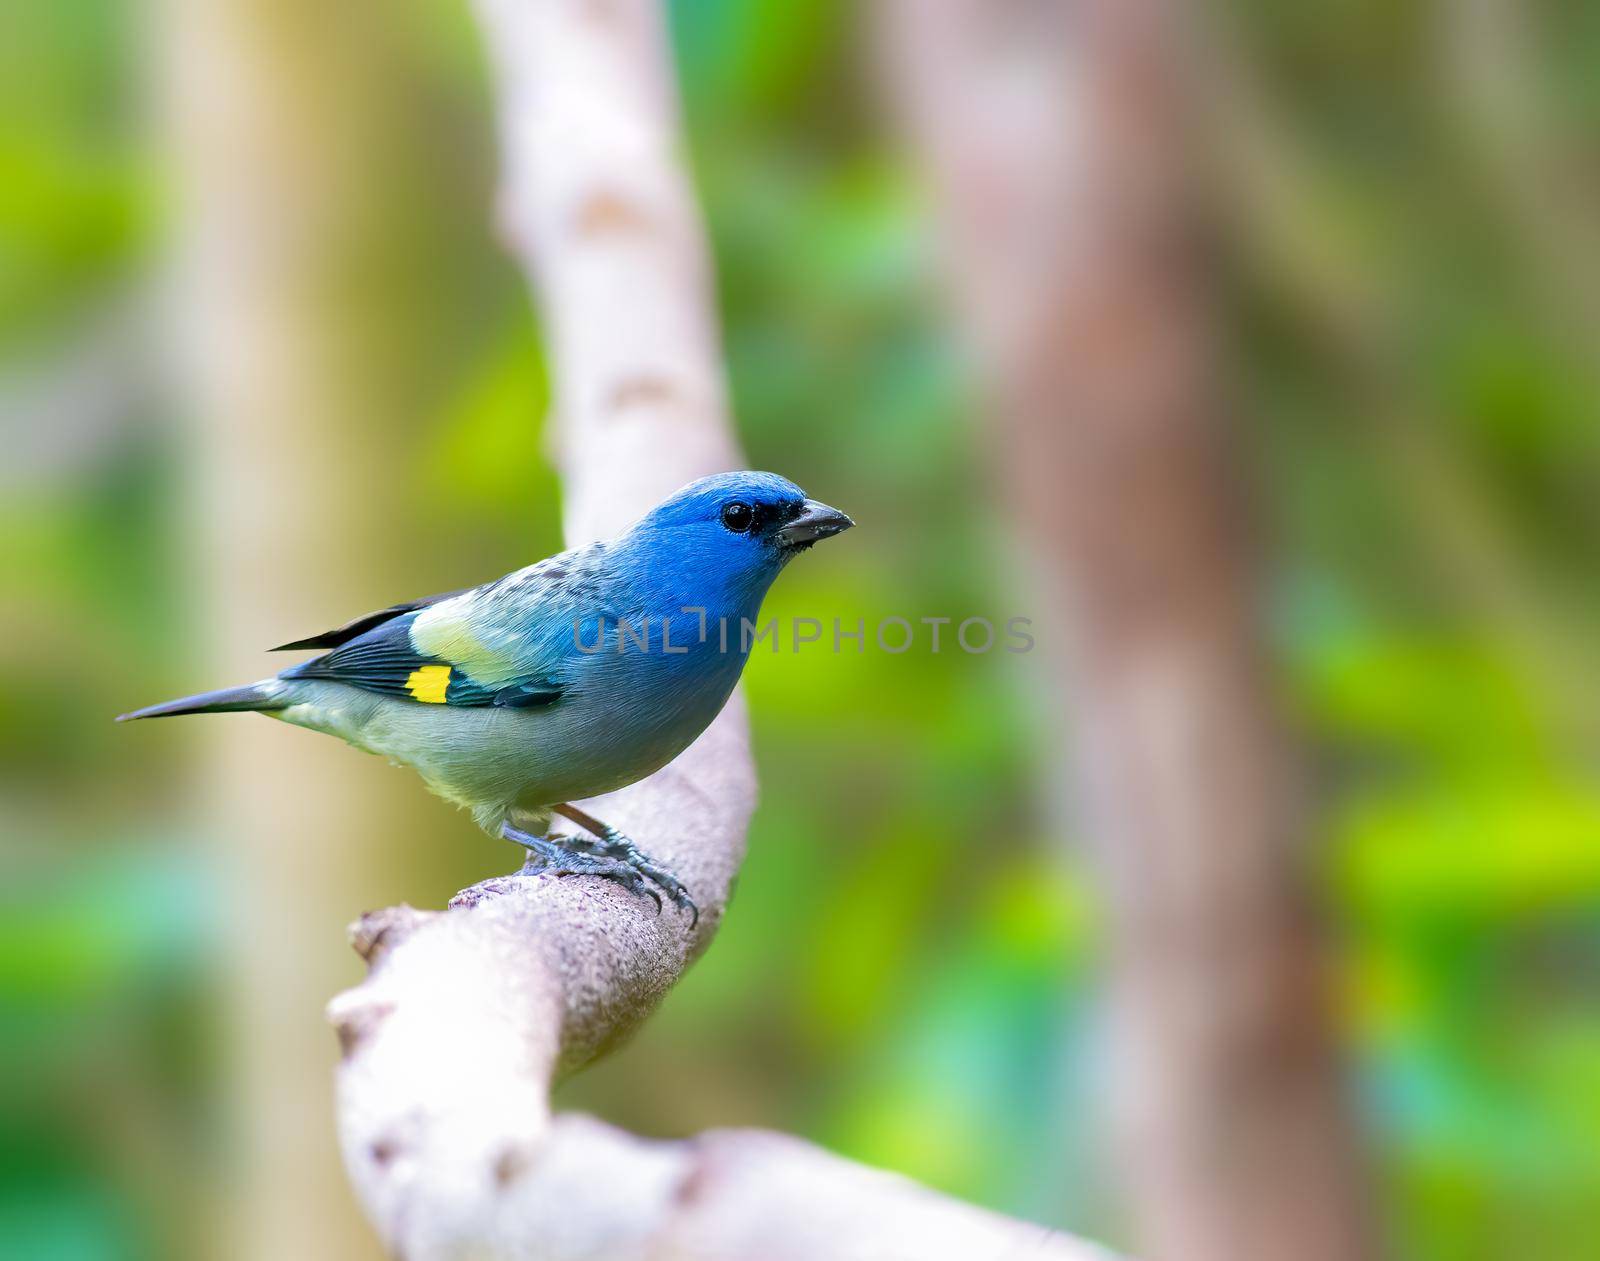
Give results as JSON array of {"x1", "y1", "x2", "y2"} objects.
[{"x1": 328, "y1": 2, "x2": 1115, "y2": 1257}]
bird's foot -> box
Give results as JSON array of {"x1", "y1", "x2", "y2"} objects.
[
  {"x1": 545, "y1": 806, "x2": 700, "y2": 928},
  {"x1": 582, "y1": 826, "x2": 698, "y2": 929},
  {"x1": 502, "y1": 823, "x2": 663, "y2": 914},
  {"x1": 503, "y1": 821, "x2": 700, "y2": 926}
]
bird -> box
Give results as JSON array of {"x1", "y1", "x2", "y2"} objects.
[{"x1": 119, "y1": 471, "x2": 853, "y2": 923}]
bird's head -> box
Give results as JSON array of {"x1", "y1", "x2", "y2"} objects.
[{"x1": 627, "y1": 471, "x2": 854, "y2": 597}]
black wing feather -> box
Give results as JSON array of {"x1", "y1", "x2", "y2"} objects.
[
  {"x1": 491, "y1": 681, "x2": 564, "y2": 708},
  {"x1": 270, "y1": 588, "x2": 470, "y2": 652},
  {"x1": 280, "y1": 615, "x2": 435, "y2": 699}
]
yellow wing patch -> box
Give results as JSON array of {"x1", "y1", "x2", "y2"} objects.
[{"x1": 405, "y1": 664, "x2": 451, "y2": 704}]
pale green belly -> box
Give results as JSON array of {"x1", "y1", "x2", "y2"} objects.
[{"x1": 270, "y1": 673, "x2": 732, "y2": 831}]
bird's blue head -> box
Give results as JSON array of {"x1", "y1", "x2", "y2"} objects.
[{"x1": 623, "y1": 471, "x2": 853, "y2": 608}]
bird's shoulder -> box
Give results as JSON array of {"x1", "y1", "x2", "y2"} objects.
[{"x1": 460, "y1": 540, "x2": 622, "y2": 619}]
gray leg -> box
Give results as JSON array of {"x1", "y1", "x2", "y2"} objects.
[{"x1": 551, "y1": 803, "x2": 699, "y2": 928}]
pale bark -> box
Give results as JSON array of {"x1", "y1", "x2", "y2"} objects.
[
  {"x1": 328, "y1": 2, "x2": 1113, "y2": 1258},
  {"x1": 882, "y1": 3, "x2": 1373, "y2": 1260}
]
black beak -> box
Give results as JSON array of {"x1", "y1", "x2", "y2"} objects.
[{"x1": 776, "y1": 499, "x2": 854, "y2": 549}]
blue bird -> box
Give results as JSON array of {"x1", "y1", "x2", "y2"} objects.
[{"x1": 119, "y1": 472, "x2": 853, "y2": 921}]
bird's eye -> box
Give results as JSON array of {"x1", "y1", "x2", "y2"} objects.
[{"x1": 720, "y1": 501, "x2": 755, "y2": 533}]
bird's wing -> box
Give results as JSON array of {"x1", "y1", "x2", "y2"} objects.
[
  {"x1": 279, "y1": 608, "x2": 566, "y2": 708},
  {"x1": 276, "y1": 547, "x2": 613, "y2": 709},
  {"x1": 270, "y1": 588, "x2": 471, "y2": 652}
]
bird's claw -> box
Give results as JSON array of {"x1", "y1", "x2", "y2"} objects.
[
  {"x1": 556, "y1": 864, "x2": 662, "y2": 914},
  {"x1": 583, "y1": 828, "x2": 695, "y2": 925},
  {"x1": 591, "y1": 826, "x2": 699, "y2": 928},
  {"x1": 503, "y1": 822, "x2": 694, "y2": 926}
]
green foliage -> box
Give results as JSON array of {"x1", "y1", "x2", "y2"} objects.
[
  {"x1": 5, "y1": 0, "x2": 1599, "y2": 1257},
  {"x1": 0, "y1": 0, "x2": 148, "y2": 355}
]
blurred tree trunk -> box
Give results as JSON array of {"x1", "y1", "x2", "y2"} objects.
[
  {"x1": 161, "y1": 3, "x2": 452, "y2": 1258},
  {"x1": 881, "y1": 3, "x2": 1372, "y2": 1260}
]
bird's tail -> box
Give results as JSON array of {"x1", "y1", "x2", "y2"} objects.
[{"x1": 117, "y1": 681, "x2": 287, "y2": 722}]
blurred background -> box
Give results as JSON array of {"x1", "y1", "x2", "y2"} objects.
[{"x1": 3, "y1": 1, "x2": 1599, "y2": 1259}]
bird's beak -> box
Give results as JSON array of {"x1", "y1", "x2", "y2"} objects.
[{"x1": 777, "y1": 499, "x2": 854, "y2": 549}]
